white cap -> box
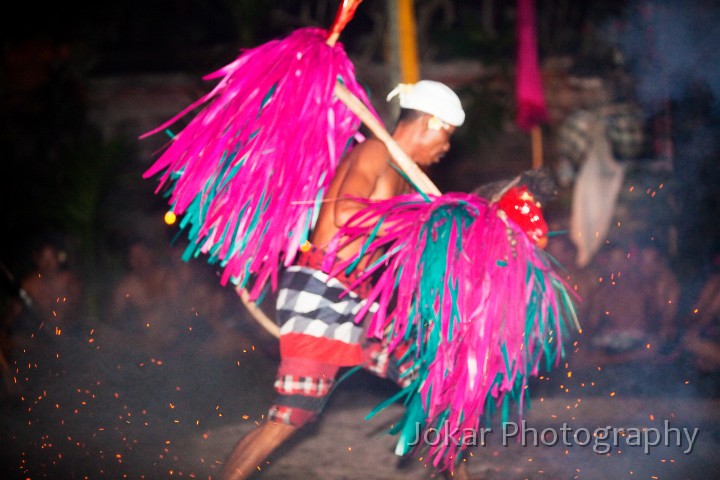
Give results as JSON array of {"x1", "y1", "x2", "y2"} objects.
[{"x1": 386, "y1": 80, "x2": 465, "y2": 127}]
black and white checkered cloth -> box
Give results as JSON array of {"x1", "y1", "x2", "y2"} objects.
[{"x1": 275, "y1": 265, "x2": 377, "y2": 345}]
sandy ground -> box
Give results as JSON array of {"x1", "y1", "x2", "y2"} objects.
[{"x1": 1, "y1": 319, "x2": 719, "y2": 480}]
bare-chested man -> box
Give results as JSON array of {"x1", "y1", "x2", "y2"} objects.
[{"x1": 219, "y1": 80, "x2": 465, "y2": 480}]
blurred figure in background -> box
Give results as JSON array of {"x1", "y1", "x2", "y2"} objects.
[
  {"x1": 165, "y1": 244, "x2": 259, "y2": 358},
  {"x1": 0, "y1": 239, "x2": 83, "y2": 394},
  {"x1": 110, "y1": 239, "x2": 179, "y2": 354},
  {"x1": 19, "y1": 241, "x2": 83, "y2": 337},
  {"x1": 575, "y1": 243, "x2": 679, "y2": 366},
  {"x1": 681, "y1": 261, "x2": 720, "y2": 373}
]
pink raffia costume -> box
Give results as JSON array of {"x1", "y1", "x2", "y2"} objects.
[
  {"x1": 141, "y1": 0, "x2": 578, "y2": 473},
  {"x1": 324, "y1": 189, "x2": 577, "y2": 468}
]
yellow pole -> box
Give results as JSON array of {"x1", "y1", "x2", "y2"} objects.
[{"x1": 397, "y1": 0, "x2": 420, "y2": 83}]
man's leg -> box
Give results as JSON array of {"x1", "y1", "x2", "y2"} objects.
[
  {"x1": 218, "y1": 355, "x2": 338, "y2": 479},
  {"x1": 218, "y1": 421, "x2": 298, "y2": 480}
]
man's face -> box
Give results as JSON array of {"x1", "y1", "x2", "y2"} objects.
[
  {"x1": 414, "y1": 115, "x2": 455, "y2": 166},
  {"x1": 35, "y1": 246, "x2": 61, "y2": 272}
]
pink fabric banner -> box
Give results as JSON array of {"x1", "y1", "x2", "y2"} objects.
[{"x1": 516, "y1": 0, "x2": 548, "y2": 131}]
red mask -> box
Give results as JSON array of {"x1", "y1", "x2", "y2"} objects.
[{"x1": 498, "y1": 186, "x2": 548, "y2": 248}]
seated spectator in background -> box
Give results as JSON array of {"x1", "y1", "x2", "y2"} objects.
[
  {"x1": 575, "y1": 243, "x2": 679, "y2": 366},
  {"x1": 110, "y1": 239, "x2": 179, "y2": 353},
  {"x1": 545, "y1": 231, "x2": 596, "y2": 302},
  {"x1": 108, "y1": 239, "x2": 266, "y2": 358},
  {"x1": 639, "y1": 245, "x2": 681, "y2": 343},
  {"x1": 19, "y1": 241, "x2": 83, "y2": 337},
  {"x1": 681, "y1": 268, "x2": 720, "y2": 373},
  {"x1": 165, "y1": 245, "x2": 257, "y2": 358},
  {"x1": 0, "y1": 296, "x2": 21, "y2": 395}
]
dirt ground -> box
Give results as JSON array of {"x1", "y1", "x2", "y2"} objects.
[{"x1": 1, "y1": 313, "x2": 718, "y2": 480}]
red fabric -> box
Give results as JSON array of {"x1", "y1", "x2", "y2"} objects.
[
  {"x1": 516, "y1": 0, "x2": 548, "y2": 131},
  {"x1": 276, "y1": 357, "x2": 340, "y2": 379},
  {"x1": 280, "y1": 332, "x2": 364, "y2": 366}
]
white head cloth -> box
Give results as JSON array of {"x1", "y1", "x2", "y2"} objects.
[{"x1": 386, "y1": 80, "x2": 465, "y2": 127}]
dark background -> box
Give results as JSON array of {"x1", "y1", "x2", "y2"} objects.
[
  {"x1": 1, "y1": 1, "x2": 719, "y2": 479},
  {"x1": 2, "y1": 0, "x2": 718, "y2": 278}
]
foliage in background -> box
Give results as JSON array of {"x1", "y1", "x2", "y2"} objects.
[{"x1": 0, "y1": 50, "x2": 127, "y2": 278}]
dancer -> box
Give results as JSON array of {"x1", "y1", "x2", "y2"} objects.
[{"x1": 218, "y1": 81, "x2": 465, "y2": 480}]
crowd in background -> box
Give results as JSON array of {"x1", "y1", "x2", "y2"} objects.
[
  {"x1": 1, "y1": 223, "x2": 718, "y2": 400},
  {"x1": 0, "y1": 236, "x2": 276, "y2": 396}
]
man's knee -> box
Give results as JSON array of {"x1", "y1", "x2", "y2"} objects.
[{"x1": 270, "y1": 357, "x2": 339, "y2": 427}]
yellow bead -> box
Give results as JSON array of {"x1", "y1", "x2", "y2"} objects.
[{"x1": 164, "y1": 211, "x2": 177, "y2": 225}]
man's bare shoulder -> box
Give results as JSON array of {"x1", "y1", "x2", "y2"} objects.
[
  {"x1": 345, "y1": 138, "x2": 391, "y2": 172},
  {"x1": 349, "y1": 138, "x2": 389, "y2": 160}
]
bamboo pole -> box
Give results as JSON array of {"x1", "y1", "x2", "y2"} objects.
[
  {"x1": 238, "y1": 287, "x2": 279, "y2": 338},
  {"x1": 334, "y1": 82, "x2": 441, "y2": 195},
  {"x1": 239, "y1": 82, "x2": 443, "y2": 339},
  {"x1": 240, "y1": 0, "x2": 440, "y2": 338}
]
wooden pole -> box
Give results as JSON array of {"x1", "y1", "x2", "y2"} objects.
[{"x1": 531, "y1": 125, "x2": 543, "y2": 169}]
